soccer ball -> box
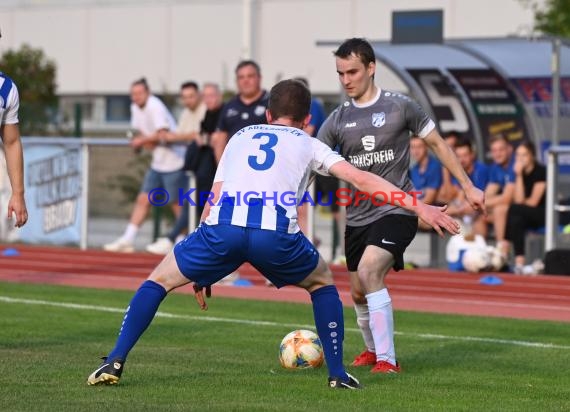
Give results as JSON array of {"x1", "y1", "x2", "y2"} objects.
[
  {"x1": 279, "y1": 329, "x2": 324, "y2": 369},
  {"x1": 462, "y1": 247, "x2": 490, "y2": 273}
]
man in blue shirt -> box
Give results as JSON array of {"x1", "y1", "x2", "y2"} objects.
[
  {"x1": 447, "y1": 137, "x2": 489, "y2": 235},
  {"x1": 410, "y1": 135, "x2": 443, "y2": 205},
  {"x1": 485, "y1": 133, "x2": 515, "y2": 241}
]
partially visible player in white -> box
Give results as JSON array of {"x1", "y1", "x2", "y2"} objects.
[
  {"x1": 87, "y1": 79, "x2": 460, "y2": 388},
  {"x1": 0, "y1": 34, "x2": 28, "y2": 229}
]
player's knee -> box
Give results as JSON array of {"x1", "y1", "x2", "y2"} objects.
[{"x1": 351, "y1": 289, "x2": 366, "y2": 304}]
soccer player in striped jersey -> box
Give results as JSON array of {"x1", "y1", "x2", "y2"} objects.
[
  {"x1": 0, "y1": 48, "x2": 28, "y2": 229},
  {"x1": 87, "y1": 79, "x2": 459, "y2": 389}
]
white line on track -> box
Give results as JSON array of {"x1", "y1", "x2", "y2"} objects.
[{"x1": 1, "y1": 295, "x2": 569, "y2": 350}]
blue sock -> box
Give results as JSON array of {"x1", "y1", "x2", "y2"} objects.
[
  {"x1": 310, "y1": 285, "x2": 348, "y2": 381},
  {"x1": 107, "y1": 280, "x2": 167, "y2": 361}
]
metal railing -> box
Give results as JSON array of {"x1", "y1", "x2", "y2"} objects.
[
  {"x1": 545, "y1": 145, "x2": 570, "y2": 252},
  {"x1": 18, "y1": 137, "x2": 319, "y2": 251}
]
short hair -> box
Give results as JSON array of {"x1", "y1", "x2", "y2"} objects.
[
  {"x1": 202, "y1": 82, "x2": 220, "y2": 93},
  {"x1": 455, "y1": 137, "x2": 474, "y2": 152},
  {"x1": 488, "y1": 133, "x2": 510, "y2": 147},
  {"x1": 132, "y1": 77, "x2": 149, "y2": 91},
  {"x1": 517, "y1": 140, "x2": 537, "y2": 159},
  {"x1": 235, "y1": 60, "x2": 261, "y2": 76},
  {"x1": 443, "y1": 130, "x2": 463, "y2": 140},
  {"x1": 181, "y1": 81, "x2": 199, "y2": 91},
  {"x1": 268, "y1": 79, "x2": 311, "y2": 122},
  {"x1": 334, "y1": 38, "x2": 376, "y2": 67},
  {"x1": 294, "y1": 77, "x2": 309, "y2": 88}
]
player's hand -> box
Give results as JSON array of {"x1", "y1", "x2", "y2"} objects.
[
  {"x1": 7, "y1": 193, "x2": 28, "y2": 228},
  {"x1": 193, "y1": 283, "x2": 212, "y2": 311},
  {"x1": 464, "y1": 185, "x2": 486, "y2": 216},
  {"x1": 417, "y1": 204, "x2": 460, "y2": 237}
]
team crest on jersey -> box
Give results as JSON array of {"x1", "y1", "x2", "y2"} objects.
[
  {"x1": 361, "y1": 135, "x2": 375, "y2": 151},
  {"x1": 372, "y1": 112, "x2": 386, "y2": 128},
  {"x1": 254, "y1": 105, "x2": 266, "y2": 116}
]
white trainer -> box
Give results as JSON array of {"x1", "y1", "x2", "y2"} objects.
[
  {"x1": 103, "y1": 237, "x2": 134, "y2": 253},
  {"x1": 146, "y1": 237, "x2": 174, "y2": 255}
]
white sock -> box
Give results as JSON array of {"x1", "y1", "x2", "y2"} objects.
[
  {"x1": 366, "y1": 288, "x2": 396, "y2": 364},
  {"x1": 354, "y1": 303, "x2": 375, "y2": 353},
  {"x1": 122, "y1": 223, "x2": 139, "y2": 243}
]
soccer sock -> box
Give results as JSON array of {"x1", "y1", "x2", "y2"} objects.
[
  {"x1": 107, "y1": 280, "x2": 167, "y2": 361},
  {"x1": 122, "y1": 223, "x2": 139, "y2": 243},
  {"x1": 354, "y1": 303, "x2": 375, "y2": 353},
  {"x1": 310, "y1": 285, "x2": 348, "y2": 381},
  {"x1": 366, "y1": 288, "x2": 396, "y2": 364}
]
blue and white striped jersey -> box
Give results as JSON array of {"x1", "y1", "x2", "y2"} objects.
[{"x1": 205, "y1": 124, "x2": 344, "y2": 233}]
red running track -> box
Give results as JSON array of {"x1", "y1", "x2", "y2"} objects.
[{"x1": 1, "y1": 245, "x2": 569, "y2": 323}]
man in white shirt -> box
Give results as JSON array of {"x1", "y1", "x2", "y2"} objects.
[
  {"x1": 104, "y1": 78, "x2": 186, "y2": 252},
  {"x1": 0, "y1": 69, "x2": 28, "y2": 229},
  {"x1": 146, "y1": 82, "x2": 213, "y2": 255}
]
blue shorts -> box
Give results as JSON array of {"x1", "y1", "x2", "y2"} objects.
[
  {"x1": 173, "y1": 224, "x2": 319, "y2": 288},
  {"x1": 141, "y1": 168, "x2": 188, "y2": 203}
]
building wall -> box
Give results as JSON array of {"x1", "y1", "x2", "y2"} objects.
[{"x1": 0, "y1": 0, "x2": 542, "y2": 95}]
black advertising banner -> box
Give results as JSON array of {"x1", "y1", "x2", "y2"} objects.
[
  {"x1": 407, "y1": 69, "x2": 475, "y2": 141},
  {"x1": 449, "y1": 69, "x2": 529, "y2": 151}
]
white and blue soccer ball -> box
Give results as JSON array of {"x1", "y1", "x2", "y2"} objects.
[{"x1": 279, "y1": 329, "x2": 324, "y2": 369}]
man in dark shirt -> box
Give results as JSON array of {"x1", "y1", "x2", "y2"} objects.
[{"x1": 211, "y1": 60, "x2": 269, "y2": 163}]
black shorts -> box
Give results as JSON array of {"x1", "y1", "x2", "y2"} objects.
[
  {"x1": 345, "y1": 214, "x2": 418, "y2": 272},
  {"x1": 315, "y1": 175, "x2": 340, "y2": 212}
]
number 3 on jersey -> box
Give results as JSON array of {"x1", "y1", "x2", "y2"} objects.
[{"x1": 248, "y1": 132, "x2": 278, "y2": 170}]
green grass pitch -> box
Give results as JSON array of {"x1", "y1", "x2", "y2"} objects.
[{"x1": 0, "y1": 282, "x2": 569, "y2": 411}]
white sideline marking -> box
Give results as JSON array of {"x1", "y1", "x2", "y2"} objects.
[{"x1": 1, "y1": 295, "x2": 569, "y2": 350}]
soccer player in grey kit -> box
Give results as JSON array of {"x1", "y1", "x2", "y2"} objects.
[{"x1": 318, "y1": 38, "x2": 485, "y2": 373}]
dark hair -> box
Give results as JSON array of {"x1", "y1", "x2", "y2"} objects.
[
  {"x1": 181, "y1": 81, "x2": 199, "y2": 91},
  {"x1": 294, "y1": 77, "x2": 309, "y2": 88},
  {"x1": 488, "y1": 133, "x2": 511, "y2": 147},
  {"x1": 235, "y1": 60, "x2": 261, "y2": 76},
  {"x1": 268, "y1": 79, "x2": 311, "y2": 122},
  {"x1": 132, "y1": 77, "x2": 149, "y2": 91},
  {"x1": 517, "y1": 140, "x2": 537, "y2": 159},
  {"x1": 454, "y1": 136, "x2": 474, "y2": 152},
  {"x1": 334, "y1": 38, "x2": 376, "y2": 67},
  {"x1": 443, "y1": 130, "x2": 463, "y2": 140}
]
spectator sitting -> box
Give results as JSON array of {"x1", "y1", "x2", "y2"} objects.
[
  {"x1": 436, "y1": 130, "x2": 462, "y2": 204},
  {"x1": 496, "y1": 141, "x2": 546, "y2": 275},
  {"x1": 409, "y1": 135, "x2": 443, "y2": 231},
  {"x1": 446, "y1": 137, "x2": 489, "y2": 235},
  {"x1": 482, "y1": 133, "x2": 515, "y2": 240}
]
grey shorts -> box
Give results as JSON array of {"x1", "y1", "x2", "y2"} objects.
[{"x1": 141, "y1": 169, "x2": 188, "y2": 204}]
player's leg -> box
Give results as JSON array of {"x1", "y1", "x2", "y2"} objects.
[
  {"x1": 87, "y1": 252, "x2": 190, "y2": 385},
  {"x1": 89, "y1": 224, "x2": 244, "y2": 386},
  {"x1": 296, "y1": 256, "x2": 360, "y2": 389},
  {"x1": 248, "y1": 229, "x2": 359, "y2": 389},
  {"x1": 357, "y1": 245, "x2": 399, "y2": 373},
  {"x1": 344, "y1": 225, "x2": 376, "y2": 366},
  {"x1": 357, "y1": 215, "x2": 418, "y2": 374}
]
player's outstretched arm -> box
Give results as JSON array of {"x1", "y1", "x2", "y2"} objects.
[
  {"x1": 1, "y1": 123, "x2": 28, "y2": 227},
  {"x1": 423, "y1": 129, "x2": 485, "y2": 214},
  {"x1": 329, "y1": 160, "x2": 460, "y2": 237}
]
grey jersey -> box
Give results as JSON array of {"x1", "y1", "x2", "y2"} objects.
[{"x1": 317, "y1": 89, "x2": 435, "y2": 226}]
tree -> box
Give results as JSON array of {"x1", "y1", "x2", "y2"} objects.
[
  {"x1": 0, "y1": 44, "x2": 58, "y2": 135},
  {"x1": 525, "y1": 0, "x2": 570, "y2": 37}
]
